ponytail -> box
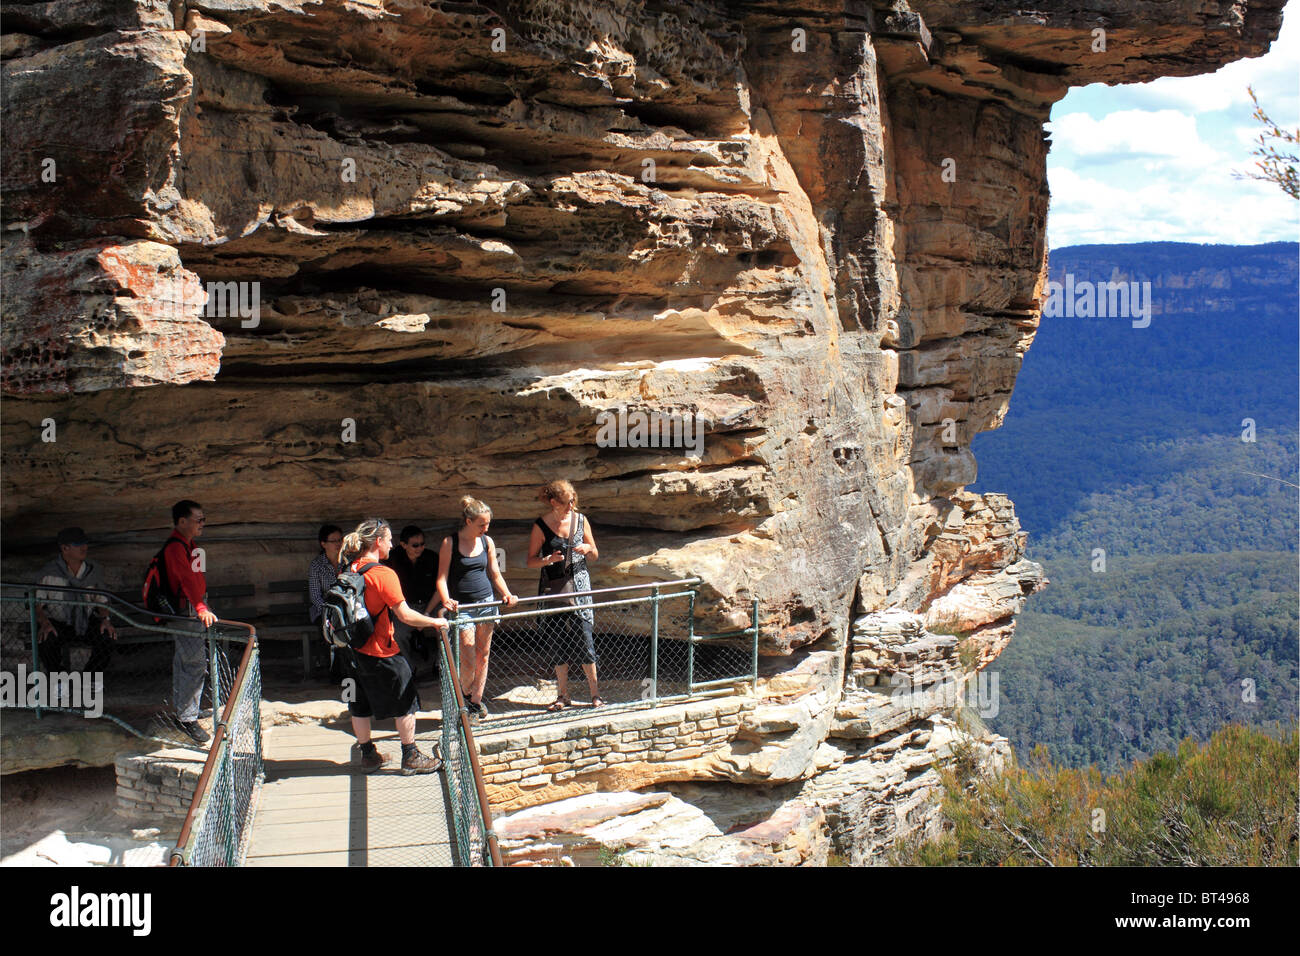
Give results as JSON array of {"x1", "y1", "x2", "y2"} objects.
[{"x1": 342, "y1": 518, "x2": 390, "y2": 564}]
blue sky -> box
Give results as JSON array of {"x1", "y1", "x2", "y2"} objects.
[{"x1": 1046, "y1": 4, "x2": 1300, "y2": 249}]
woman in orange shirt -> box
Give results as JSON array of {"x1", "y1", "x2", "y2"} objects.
[{"x1": 342, "y1": 518, "x2": 449, "y2": 774}]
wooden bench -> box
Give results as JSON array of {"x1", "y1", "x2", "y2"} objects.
[{"x1": 212, "y1": 580, "x2": 320, "y2": 681}]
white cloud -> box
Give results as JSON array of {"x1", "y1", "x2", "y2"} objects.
[
  {"x1": 1047, "y1": 163, "x2": 1298, "y2": 247},
  {"x1": 1048, "y1": 110, "x2": 1222, "y2": 169},
  {"x1": 1046, "y1": 5, "x2": 1299, "y2": 248},
  {"x1": 1232, "y1": 124, "x2": 1264, "y2": 147}
]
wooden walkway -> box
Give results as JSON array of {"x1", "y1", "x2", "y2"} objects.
[{"x1": 246, "y1": 720, "x2": 455, "y2": 866}]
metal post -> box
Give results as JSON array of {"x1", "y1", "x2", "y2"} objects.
[
  {"x1": 685, "y1": 588, "x2": 695, "y2": 694},
  {"x1": 208, "y1": 627, "x2": 221, "y2": 717},
  {"x1": 28, "y1": 593, "x2": 41, "y2": 719},
  {"x1": 649, "y1": 585, "x2": 660, "y2": 701},
  {"x1": 751, "y1": 598, "x2": 759, "y2": 682},
  {"x1": 252, "y1": 648, "x2": 264, "y2": 778},
  {"x1": 223, "y1": 745, "x2": 236, "y2": 866},
  {"x1": 686, "y1": 587, "x2": 696, "y2": 691},
  {"x1": 453, "y1": 615, "x2": 462, "y2": 676}
]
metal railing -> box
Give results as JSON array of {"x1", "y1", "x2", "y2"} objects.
[
  {"x1": 0, "y1": 581, "x2": 255, "y2": 744},
  {"x1": 170, "y1": 636, "x2": 265, "y2": 866},
  {"x1": 437, "y1": 628, "x2": 502, "y2": 867},
  {"x1": 447, "y1": 578, "x2": 758, "y2": 729}
]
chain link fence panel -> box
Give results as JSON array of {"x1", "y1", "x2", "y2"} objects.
[
  {"x1": 439, "y1": 665, "x2": 490, "y2": 867},
  {"x1": 171, "y1": 641, "x2": 264, "y2": 866},
  {"x1": 0, "y1": 583, "x2": 247, "y2": 746},
  {"x1": 450, "y1": 584, "x2": 755, "y2": 730}
]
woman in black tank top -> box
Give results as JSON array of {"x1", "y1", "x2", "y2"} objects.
[
  {"x1": 527, "y1": 479, "x2": 601, "y2": 709},
  {"x1": 436, "y1": 497, "x2": 517, "y2": 719}
]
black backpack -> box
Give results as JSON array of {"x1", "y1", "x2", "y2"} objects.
[
  {"x1": 321, "y1": 562, "x2": 388, "y2": 650},
  {"x1": 142, "y1": 538, "x2": 189, "y2": 618}
]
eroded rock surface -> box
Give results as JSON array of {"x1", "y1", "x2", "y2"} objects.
[{"x1": 0, "y1": 0, "x2": 1282, "y2": 861}]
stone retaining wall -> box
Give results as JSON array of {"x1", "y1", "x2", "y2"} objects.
[
  {"x1": 114, "y1": 751, "x2": 203, "y2": 819},
  {"x1": 478, "y1": 696, "x2": 754, "y2": 812}
]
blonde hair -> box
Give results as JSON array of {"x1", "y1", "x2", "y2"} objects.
[
  {"x1": 459, "y1": 496, "x2": 492, "y2": 529},
  {"x1": 342, "y1": 518, "x2": 390, "y2": 563},
  {"x1": 540, "y1": 479, "x2": 578, "y2": 510}
]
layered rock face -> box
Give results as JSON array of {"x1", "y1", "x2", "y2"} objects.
[{"x1": 1, "y1": 0, "x2": 1282, "y2": 861}]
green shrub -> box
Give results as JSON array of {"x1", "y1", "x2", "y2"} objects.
[{"x1": 892, "y1": 723, "x2": 1298, "y2": 866}]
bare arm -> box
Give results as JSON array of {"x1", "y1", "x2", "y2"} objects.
[
  {"x1": 575, "y1": 518, "x2": 598, "y2": 561},
  {"x1": 392, "y1": 601, "x2": 448, "y2": 630},
  {"x1": 526, "y1": 523, "x2": 550, "y2": 569},
  {"x1": 435, "y1": 536, "x2": 456, "y2": 611}
]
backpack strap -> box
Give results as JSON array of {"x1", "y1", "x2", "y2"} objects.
[
  {"x1": 156, "y1": 537, "x2": 192, "y2": 606},
  {"x1": 356, "y1": 562, "x2": 392, "y2": 633}
]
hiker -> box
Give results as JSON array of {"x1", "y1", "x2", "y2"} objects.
[
  {"x1": 382, "y1": 524, "x2": 440, "y2": 676},
  {"x1": 340, "y1": 519, "x2": 448, "y2": 774},
  {"x1": 308, "y1": 523, "x2": 345, "y2": 680},
  {"x1": 34, "y1": 527, "x2": 116, "y2": 674},
  {"x1": 152, "y1": 500, "x2": 218, "y2": 746},
  {"x1": 435, "y1": 497, "x2": 517, "y2": 720},
  {"x1": 527, "y1": 480, "x2": 602, "y2": 710}
]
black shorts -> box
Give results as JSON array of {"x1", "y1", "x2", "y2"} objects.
[
  {"x1": 545, "y1": 610, "x2": 597, "y2": 668},
  {"x1": 346, "y1": 650, "x2": 420, "y2": 720}
]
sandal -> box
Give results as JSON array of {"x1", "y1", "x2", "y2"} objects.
[
  {"x1": 590, "y1": 696, "x2": 605, "y2": 708},
  {"x1": 547, "y1": 696, "x2": 571, "y2": 712}
]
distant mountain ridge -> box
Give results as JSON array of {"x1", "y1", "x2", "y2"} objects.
[{"x1": 1045, "y1": 241, "x2": 1298, "y2": 317}]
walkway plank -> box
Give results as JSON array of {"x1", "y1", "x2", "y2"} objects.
[{"x1": 246, "y1": 721, "x2": 455, "y2": 867}]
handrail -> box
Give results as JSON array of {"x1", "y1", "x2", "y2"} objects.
[
  {"x1": 453, "y1": 577, "x2": 702, "y2": 611},
  {"x1": 437, "y1": 625, "x2": 503, "y2": 867},
  {"x1": 452, "y1": 591, "x2": 709, "y2": 626},
  {"x1": 169, "y1": 634, "x2": 260, "y2": 866},
  {"x1": 1, "y1": 581, "x2": 258, "y2": 637}
]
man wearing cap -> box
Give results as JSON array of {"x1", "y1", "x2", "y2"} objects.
[{"x1": 34, "y1": 528, "x2": 117, "y2": 673}]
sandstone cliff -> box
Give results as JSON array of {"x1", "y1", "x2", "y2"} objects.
[{"x1": 1, "y1": 0, "x2": 1284, "y2": 862}]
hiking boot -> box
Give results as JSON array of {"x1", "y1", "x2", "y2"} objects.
[
  {"x1": 180, "y1": 720, "x2": 210, "y2": 746},
  {"x1": 355, "y1": 746, "x2": 386, "y2": 774},
  {"x1": 401, "y1": 749, "x2": 443, "y2": 775}
]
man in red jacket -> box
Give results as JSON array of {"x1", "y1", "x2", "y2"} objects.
[{"x1": 161, "y1": 500, "x2": 218, "y2": 746}]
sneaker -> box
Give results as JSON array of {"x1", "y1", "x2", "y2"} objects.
[
  {"x1": 180, "y1": 720, "x2": 210, "y2": 746},
  {"x1": 355, "y1": 746, "x2": 386, "y2": 774},
  {"x1": 401, "y1": 749, "x2": 443, "y2": 775}
]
